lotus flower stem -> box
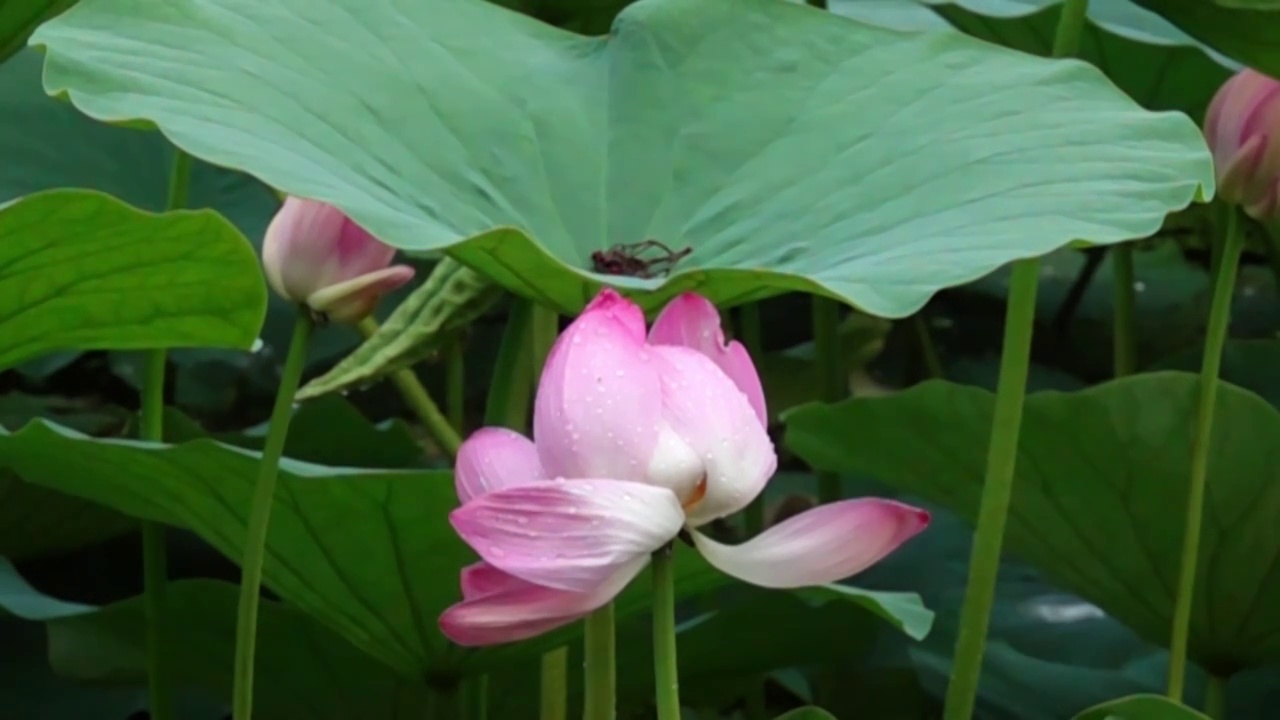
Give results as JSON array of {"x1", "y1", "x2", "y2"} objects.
[
  {"x1": 1111, "y1": 243, "x2": 1138, "y2": 377},
  {"x1": 1167, "y1": 208, "x2": 1244, "y2": 701},
  {"x1": 232, "y1": 310, "x2": 314, "y2": 720},
  {"x1": 448, "y1": 335, "x2": 466, "y2": 431},
  {"x1": 355, "y1": 317, "x2": 461, "y2": 458},
  {"x1": 1205, "y1": 675, "x2": 1228, "y2": 718},
  {"x1": 945, "y1": 3, "x2": 1088, "y2": 715},
  {"x1": 651, "y1": 546, "x2": 681, "y2": 720},
  {"x1": 811, "y1": 296, "x2": 845, "y2": 504},
  {"x1": 139, "y1": 146, "x2": 193, "y2": 720},
  {"x1": 942, "y1": 258, "x2": 1040, "y2": 720},
  {"x1": 583, "y1": 602, "x2": 617, "y2": 720},
  {"x1": 541, "y1": 649, "x2": 569, "y2": 720},
  {"x1": 912, "y1": 313, "x2": 944, "y2": 380}
]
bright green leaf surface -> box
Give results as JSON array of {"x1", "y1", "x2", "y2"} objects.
[
  {"x1": 1131, "y1": 0, "x2": 1280, "y2": 78},
  {"x1": 0, "y1": 190, "x2": 267, "y2": 370},
  {"x1": 47, "y1": 580, "x2": 434, "y2": 719},
  {"x1": 0, "y1": 393, "x2": 134, "y2": 560},
  {"x1": 833, "y1": 0, "x2": 1234, "y2": 118},
  {"x1": 0, "y1": 420, "x2": 729, "y2": 678},
  {"x1": 34, "y1": 0, "x2": 1210, "y2": 317},
  {"x1": 786, "y1": 372, "x2": 1280, "y2": 674},
  {"x1": 1072, "y1": 694, "x2": 1211, "y2": 719},
  {"x1": 0, "y1": 1, "x2": 73, "y2": 62}
]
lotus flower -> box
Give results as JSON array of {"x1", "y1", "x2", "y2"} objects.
[
  {"x1": 261, "y1": 197, "x2": 415, "y2": 324},
  {"x1": 439, "y1": 289, "x2": 929, "y2": 646},
  {"x1": 1205, "y1": 69, "x2": 1280, "y2": 221}
]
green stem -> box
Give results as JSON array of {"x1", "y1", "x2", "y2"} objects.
[
  {"x1": 140, "y1": 146, "x2": 193, "y2": 720},
  {"x1": 812, "y1": 296, "x2": 845, "y2": 504},
  {"x1": 140, "y1": 352, "x2": 173, "y2": 720},
  {"x1": 1051, "y1": 0, "x2": 1089, "y2": 58},
  {"x1": 1112, "y1": 244, "x2": 1138, "y2": 377},
  {"x1": 356, "y1": 317, "x2": 462, "y2": 458},
  {"x1": 485, "y1": 299, "x2": 535, "y2": 428},
  {"x1": 540, "y1": 648, "x2": 568, "y2": 720},
  {"x1": 652, "y1": 546, "x2": 681, "y2": 720},
  {"x1": 912, "y1": 313, "x2": 945, "y2": 380},
  {"x1": 448, "y1": 335, "x2": 466, "y2": 433},
  {"x1": 942, "y1": 259, "x2": 1041, "y2": 720},
  {"x1": 232, "y1": 311, "x2": 314, "y2": 720},
  {"x1": 1167, "y1": 208, "x2": 1244, "y2": 701},
  {"x1": 474, "y1": 676, "x2": 489, "y2": 720},
  {"x1": 583, "y1": 603, "x2": 617, "y2": 720},
  {"x1": 738, "y1": 304, "x2": 767, "y2": 536},
  {"x1": 1205, "y1": 675, "x2": 1228, "y2": 719}
]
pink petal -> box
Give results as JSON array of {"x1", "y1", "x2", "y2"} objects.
[
  {"x1": 649, "y1": 293, "x2": 767, "y2": 426},
  {"x1": 649, "y1": 346, "x2": 777, "y2": 526},
  {"x1": 533, "y1": 289, "x2": 663, "y2": 483},
  {"x1": 449, "y1": 479, "x2": 683, "y2": 592},
  {"x1": 440, "y1": 556, "x2": 647, "y2": 647},
  {"x1": 691, "y1": 499, "x2": 929, "y2": 588},
  {"x1": 455, "y1": 427, "x2": 546, "y2": 503},
  {"x1": 262, "y1": 197, "x2": 349, "y2": 302},
  {"x1": 460, "y1": 562, "x2": 531, "y2": 600},
  {"x1": 306, "y1": 265, "x2": 415, "y2": 324}
]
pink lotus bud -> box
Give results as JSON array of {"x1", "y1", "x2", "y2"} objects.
[
  {"x1": 1205, "y1": 69, "x2": 1280, "y2": 221},
  {"x1": 261, "y1": 197, "x2": 415, "y2": 324}
]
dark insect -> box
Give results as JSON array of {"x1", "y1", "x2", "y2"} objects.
[{"x1": 590, "y1": 240, "x2": 692, "y2": 279}]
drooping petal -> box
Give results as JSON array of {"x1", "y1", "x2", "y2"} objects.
[
  {"x1": 455, "y1": 427, "x2": 546, "y2": 503},
  {"x1": 449, "y1": 479, "x2": 683, "y2": 592},
  {"x1": 533, "y1": 289, "x2": 663, "y2": 482},
  {"x1": 460, "y1": 562, "x2": 531, "y2": 601},
  {"x1": 649, "y1": 293, "x2": 767, "y2": 426},
  {"x1": 306, "y1": 265, "x2": 415, "y2": 323},
  {"x1": 691, "y1": 499, "x2": 929, "y2": 588},
  {"x1": 649, "y1": 346, "x2": 777, "y2": 526},
  {"x1": 440, "y1": 556, "x2": 648, "y2": 647}
]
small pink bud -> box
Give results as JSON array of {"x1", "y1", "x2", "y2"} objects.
[
  {"x1": 1205, "y1": 69, "x2": 1280, "y2": 221},
  {"x1": 261, "y1": 197, "x2": 415, "y2": 324}
]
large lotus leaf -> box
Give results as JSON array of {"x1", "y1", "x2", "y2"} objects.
[
  {"x1": 45, "y1": 579, "x2": 436, "y2": 719},
  {"x1": 0, "y1": 420, "x2": 730, "y2": 679},
  {"x1": 0, "y1": 1, "x2": 73, "y2": 62},
  {"x1": 831, "y1": 0, "x2": 1234, "y2": 118},
  {"x1": 33, "y1": 0, "x2": 1211, "y2": 318},
  {"x1": 0, "y1": 190, "x2": 266, "y2": 370},
  {"x1": 785, "y1": 372, "x2": 1280, "y2": 675}
]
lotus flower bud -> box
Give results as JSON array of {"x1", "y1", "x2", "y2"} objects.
[
  {"x1": 1205, "y1": 69, "x2": 1280, "y2": 221},
  {"x1": 261, "y1": 197, "x2": 415, "y2": 324}
]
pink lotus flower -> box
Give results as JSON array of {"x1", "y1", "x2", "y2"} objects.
[
  {"x1": 261, "y1": 197, "x2": 415, "y2": 324},
  {"x1": 439, "y1": 289, "x2": 929, "y2": 646},
  {"x1": 1205, "y1": 69, "x2": 1280, "y2": 221}
]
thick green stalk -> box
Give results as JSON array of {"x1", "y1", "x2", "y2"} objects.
[
  {"x1": 355, "y1": 317, "x2": 461, "y2": 458},
  {"x1": 942, "y1": 260, "x2": 1040, "y2": 720},
  {"x1": 1167, "y1": 209, "x2": 1244, "y2": 700},
  {"x1": 811, "y1": 297, "x2": 845, "y2": 504},
  {"x1": 1205, "y1": 675, "x2": 1228, "y2": 719},
  {"x1": 651, "y1": 547, "x2": 681, "y2": 720},
  {"x1": 540, "y1": 650, "x2": 568, "y2": 720},
  {"x1": 1112, "y1": 244, "x2": 1138, "y2": 377},
  {"x1": 943, "y1": 4, "x2": 1087, "y2": 715},
  {"x1": 448, "y1": 335, "x2": 466, "y2": 432},
  {"x1": 140, "y1": 350, "x2": 173, "y2": 720},
  {"x1": 140, "y1": 146, "x2": 193, "y2": 720},
  {"x1": 232, "y1": 311, "x2": 314, "y2": 720},
  {"x1": 912, "y1": 313, "x2": 945, "y2": 379},
  {"x1": 583, "y1": 603, "x2": 617, "y2": 720}
]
